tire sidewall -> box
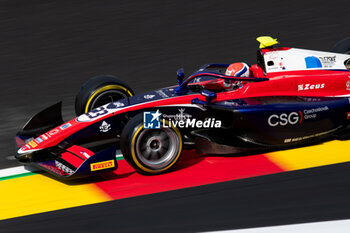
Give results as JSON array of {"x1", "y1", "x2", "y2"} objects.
[
  {"x1": 331, "y1": 37, "x2": 350, "y2": 54},
  {"x1": 121, "y1": 114, "x2": 183, "y2": 174},
  {"x1": 75, "y1": 75, "x2": 134, "y2": 116}
]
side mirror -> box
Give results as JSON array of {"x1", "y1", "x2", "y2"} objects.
[
  {"x1": 201, "y1": 90, "x2": 217, "y2": 103},
  {"x1": 177, "y1": 68, "x2": 184, "y2": 85},
  {"x1": 190, "y1": 90, "x2": 217, "y2": 105}
]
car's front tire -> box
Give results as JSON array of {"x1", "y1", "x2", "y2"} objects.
[
  {"x1": 75, "y1": 75, "x2": 134, "y2": 116},
  {"x1": 121, "y1": 113, "x2": 183, "y2": 175}
]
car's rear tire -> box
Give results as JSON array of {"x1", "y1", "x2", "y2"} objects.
[
  {"x1": 121, "y1": 113, "x2": 183, "y2": 175},
  {"x1": 331, "y1": 37, "x2": 350, "y2": 54},
  {"x1": 75, "y1": 75, "x2": 134, "y2": 116},
  {"x1": 331, "y1": 38, "x2": 350, "y2": 71}
]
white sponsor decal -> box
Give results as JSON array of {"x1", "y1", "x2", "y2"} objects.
[
  {"x1": 346, "y1": 80, "x2": 350, "y2": 91},
  {"x1": 99, "y1": 121, "x2": 111, "y2": 132},
  {"x1": 110, "y1": 102, "x2": 125, "y2": 108},
  {"x1": 298, "y1": 83, "x2": 325, "y2": 91},
  {"x1": 303, "y1": 106, "x2": 329, "y2": 119},
  {"x1": 301, "y1": 97, "x2": 322, "y2": 102},
  {"x1": 284, "y1": 127, "x2": 340, "y2": 143},
  {"x1": 268, "y1": 107, "x2": 329, "y2": 127},
  {"x1": 221, "y1": 101, "x2": 240, "y2": 106},
  {"x1": 55, "y1": 161, "x2": 74, "y2": 175},
  {"x1": 303, "y1": 106, "x2": 329, "y2": 115},
  {"x1": 144, "y1": 94, "x2": 155, "y2": 99},
  {"x1": 268, "y1": 112, "x2": 300, "y2": 127},
  {"x1": 193, "y1": 77, "x2": 202, "y2": 83},
  {"x1": 48, "y1": 129, "x2": 59, "y2": 136},
  {"x1": 77, "y1": 102, "x2": 124, "y2": 122},
  {"x1": 80, "y1": 150, "x2": 91, "y2": 159},
  {"x1": 155, "y1": 90, "x2": 168, "y2": 98},
  {"x1": 60, "y1": 123, "x2": 71, "y2": 130}
]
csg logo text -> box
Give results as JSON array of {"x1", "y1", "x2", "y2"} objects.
[{"x1": 268, "y1": 112, "x2": 302, "y2": 127}]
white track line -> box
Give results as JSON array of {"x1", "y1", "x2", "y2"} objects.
[
  {"x1": 205, "y1": 219, "x2": 350, "y2": 233},
  {"x1": 0, "y1": 152, "x2": 124, "y2": 179},
  {"x1": 116, "y1": 150, "x2": 123, "y2": 159},
  {"x1": 0, "y1": 166, "x2": 39, "y2": 178}
]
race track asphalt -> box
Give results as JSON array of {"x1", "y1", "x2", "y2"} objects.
[{"x1": 0, "y1": 0, "x2": 350, "y2": 232}]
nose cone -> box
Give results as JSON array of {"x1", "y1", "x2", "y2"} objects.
[
  {"x1": 16, "y1": 136, "x2": 45, "y2": 163},
  {"x1": 17, "y1": 137, "x2": 43, "y2": 154},
  {"x1": 17, "y1": 145, "x2": 40, "y2": 155},
  {"x1": 16, "y1": 146, "x2": 41, "y2": 163}
]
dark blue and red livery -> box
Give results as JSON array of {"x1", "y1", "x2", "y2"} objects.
[{"x1": 14, "y1": 36, "x2": 350, "y2": 179}]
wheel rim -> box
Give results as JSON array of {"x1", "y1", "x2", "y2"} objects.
[
  {"x1": 135, "y1": 128, "x2": 180, "y2": 169},
  {"x1": 90, "y1": 90, "x2": 127, "y2": 110}
]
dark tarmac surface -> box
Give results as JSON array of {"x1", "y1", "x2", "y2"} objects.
[
  {"x1": 0, "y1": 0, "x2": 349, "y2": 168},
  {"x1": 0, "y1": 0, "x2": 350, "y2": 232}
]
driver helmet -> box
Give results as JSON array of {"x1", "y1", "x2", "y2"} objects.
[{"x1": 225, "y1": 62, "x2": 250, "y2": 77}]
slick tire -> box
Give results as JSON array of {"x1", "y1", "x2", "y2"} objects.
[
  {"x1": 75, "y1": 75, "x2": 134, "y2": 116},
  {"x1": 331, "y1": 37, "x2": 350, "y2": 54},
  {"x1": 121, "y1": 113, "x2": 183, "y2": 175}
]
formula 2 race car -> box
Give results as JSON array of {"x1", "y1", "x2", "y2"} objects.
[{"x1": 15, "y1": 36, "x2": 350, "y2": 179}]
